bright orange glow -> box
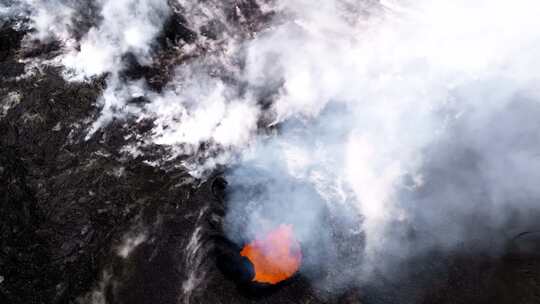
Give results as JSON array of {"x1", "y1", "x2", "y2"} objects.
[{"x1": 240, "y1": 224, "x2": 302, "y2": 284}]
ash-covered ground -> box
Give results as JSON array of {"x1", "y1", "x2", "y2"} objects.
[{"x1": 2, "y1": 1, "x2": 540, "y2": 304}]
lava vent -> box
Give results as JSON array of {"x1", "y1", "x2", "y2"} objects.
[{"x1": 240, "y1": 224, "x2": 303, "y2": 285}]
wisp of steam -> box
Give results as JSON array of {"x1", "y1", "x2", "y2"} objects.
[{"x1": 9, "y1": 0, "x2": 540, "y2": 295}]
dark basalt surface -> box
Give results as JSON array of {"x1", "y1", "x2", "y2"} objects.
[{"x1": 1, "y1": 10, "x2": 540, "y2": 304}]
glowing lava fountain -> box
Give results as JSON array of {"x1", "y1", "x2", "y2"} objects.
[{"x1": 240, "y1": 224, "x2": 303, "y2": 284}]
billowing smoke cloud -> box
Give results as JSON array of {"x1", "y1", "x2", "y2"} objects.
[
  {"x1": 61, "y1": 0, "x2": 170, "y2": 78},
  {"x1": 222, "y1": 0, "x2": 540, "y2": 287},
  {"x1": 11, "y1": 0, "x2": 540, "y2": 295},
  {"x1": 6, "y1": 0, "x2": 172, "y2": 135},
  {"x1": 2, "y1": 0, "x2": 75, "y2": 41}
]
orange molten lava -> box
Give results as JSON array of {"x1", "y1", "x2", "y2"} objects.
[{"x1": 240, "y1": 224, "x2": 302, "y2": 284}]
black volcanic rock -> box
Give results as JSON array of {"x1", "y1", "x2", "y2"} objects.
[
  {"x1": 0, "y1": 23, "x2": 24, "y2": 62},
  {"x1": 0, "y1": 22, "x2": 25, "y2": 79},
  {"x1": 160, "y1": 13, "x2": 197, "y2": 45}
]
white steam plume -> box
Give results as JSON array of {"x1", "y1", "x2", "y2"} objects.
[
  {"x1": 223, "y1": 0, "x2": 540, "y2": 287},
  {"x1": 61, "y1": 0, "x2": 170, "y2": 79},
  {"x1": 5, "y1": 0, "x2": 77, "y2": 41}
]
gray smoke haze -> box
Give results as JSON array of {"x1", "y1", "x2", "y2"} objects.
[
  {"x1": 223, "y1": 0, "x2": 540, "y2": 288},
  {"x1": 9, "y1": 0, "x2": 540, "y2": 296}
]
